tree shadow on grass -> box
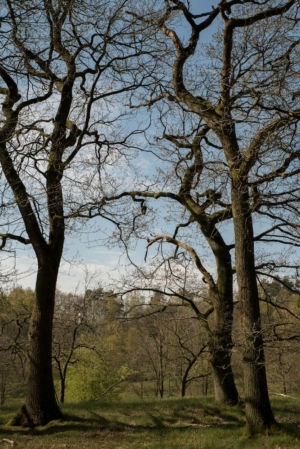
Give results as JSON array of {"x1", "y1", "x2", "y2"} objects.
[
  {"x1": 3, "y1": 411, "x2": 246, "y2": 437},
  {"x1": 272, "y1": 406, "x2": 300, "y2": 418},
  {"x1": 19, "y1": 423, "x2": 241, "y2": 439},
  {"x1": 275, "y1": 422, "x2": 300, "y2": 439},
  {"x1": 171, "y1": 404, "x2": 245, "y2": 427},
  {"x1": 147, "y1": 413, "x2": 165, "y2": 429},
  {"x1": 2, "y1": 400, "x2": 298, "y2": 441}
]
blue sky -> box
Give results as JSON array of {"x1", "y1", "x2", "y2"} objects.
[
  {"x1": 2, "y1": 1, "x2": 222, "y2": 293},
  {"x1": 3, "y1": 1, "x2": 298, "y2": 293}
]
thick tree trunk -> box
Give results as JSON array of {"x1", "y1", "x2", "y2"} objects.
[
  {"x1": 207, "y1": 241, "x2": 239, "y2": 405},
  {"x1": 10, "y1": 260, "x2": 62, "y2": 426},
  {"x1": 210, "y1": 332, "x2": 239, "y2": 406},
  {"x1": 232, "y1": 179, "x2": 275, "y2": 433},
  {"x1": 184, "y1": 198, "x2": 239, "y2": 405}
]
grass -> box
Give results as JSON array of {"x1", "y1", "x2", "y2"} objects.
[{"x1": 0, "y1": 396, "x2": 300, "y2": 448}]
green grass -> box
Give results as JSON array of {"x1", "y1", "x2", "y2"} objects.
[{"x1": 0, "y1": 396, "x2": 300, "y2": 448}]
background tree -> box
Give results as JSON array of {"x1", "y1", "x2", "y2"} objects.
[
  {"x1": 0, "y1": 287, "x2": 33, "y2": 405},
  {"x1": 145, "y1": 233, "x2": 239, "y2": 404},
  {"x1": 258, "y1": 278, "x2": 300, "y2": 396},
  {"x1": 123, "y1": 291, "x2": 211, "y2": 398},
  {"x1": 4, "y1": 281, "x2": 300, "y2": 407},
  {"x1": 53, "y1": 284, "x2": 129, "y2": 403},
  {"x1": 52, "y1": 290, "x2": 91, "y2": 404}
]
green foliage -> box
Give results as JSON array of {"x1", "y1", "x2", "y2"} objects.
[
  {"x1": 64, "y1": 348, "x2": 128, "y2": 402},
  {"x1": 1, "y1": 286, "x2": 34, "y2": 320},
  {"x1": 0, "y1": 286, "x2": 33, "y2": 404}
]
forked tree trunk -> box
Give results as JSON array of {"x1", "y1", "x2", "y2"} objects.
[
  {"x1": 183, "y1": 199, "x2": 239, "y2": 406},
  {"x1": 10, "y1": 259, "x2": 62, "y2": 426},
  {"x1": 232, "y1": 179, "x2": 275, "y2": 433},
  {"x1": 207, "y1": 234, "x2": 239, "y2": 405}
]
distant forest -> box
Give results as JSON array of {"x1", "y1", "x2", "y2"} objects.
[{"x1": 1, "y1": 278, "x2": 300, "y2": 405}]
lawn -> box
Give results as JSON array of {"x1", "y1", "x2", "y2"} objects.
[{"x1": 0, "y1": 396, "x2": 300, "y2": 448}]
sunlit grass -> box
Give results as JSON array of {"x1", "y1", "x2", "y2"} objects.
[{"x1": 0, "y1": 395, "x2": 299, "y2": 448}]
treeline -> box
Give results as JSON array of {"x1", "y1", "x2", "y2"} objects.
[{"x1": 1, "y1": 280, "x2": 300, "y2": 406}]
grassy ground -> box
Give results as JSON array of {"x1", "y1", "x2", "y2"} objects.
[{"x1": 0, "y1": 396, "x2": 300, "y2": 448}]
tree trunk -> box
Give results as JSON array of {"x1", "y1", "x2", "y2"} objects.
[
  {"x1": 209, "y1": 247, "x2": 239, "y2": 406},
  {"x1": 202, "y1": 377, "x2": 208, "y2": 396},
  {"x1": 210, "y1": 332, "x2": 239, "y2": 406},
  {"x1": 232, "y1": 178, "x2": 275, "y2": 433},
  {"x1": 181, "y1": 362, "x2": 193, "y2": 398},
  {"x1": 10, "y1": 260, "x2": 62, "y2": 426},
  {"x1": 158, "y1": 373, "x2": 164, "y2": 398},
  {"x1": 183, "y1": 197, "x2": 239, "y2": 405},
  {"x1": 0, "y1": 369, "x2": 6, "y2": 406},
  {"x1": 181, "y1": 380, "x2": 186, "y2": 398},
  {"x1": 60, "y1": 378, "x2": 65, "y2": 404}
]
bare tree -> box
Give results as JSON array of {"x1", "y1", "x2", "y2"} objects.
[
  {"x1": 124, "y1": 0, "x2": 300, "y2": 433},
  {"x1": 145, "y1": 232, "x2": 239, "y2": 405},
  {"x1": 52, "y1": 291, "x2": 88, "y2": 404},
  {"x1": 123, "y1": 291, "x2": 210, "y2": 398},
  {"x1": 52, "y1": 287, "x2": 122, "y2": 404},
  {"x1": 0, "y1": 0, "x2": 158, "y2": 426}
]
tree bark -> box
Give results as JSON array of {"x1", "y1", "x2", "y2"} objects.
[
  {"x1": 210, "y1": 331, "x2": 239, "y2": 406},
  {"x1": 231, "y1": 177, "x2": 275, "y2": 433},
  {"x1": 10, "y1": 258, "x2": 62, "y2": 426},
  {"x1": 209, "y1": 245, "x2": 239, "y2": 406}
]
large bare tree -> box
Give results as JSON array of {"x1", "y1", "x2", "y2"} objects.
[
  {"x1": 0, "y1": 0, "x2": 158, "y2": 426},
  {"x1": 124, "y1": 0, "x2": 300, "y2": 434}
]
